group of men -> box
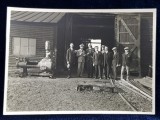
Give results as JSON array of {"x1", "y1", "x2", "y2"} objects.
[{"x1": 66, "y1": 43, "x2": 132, "y2": 81}]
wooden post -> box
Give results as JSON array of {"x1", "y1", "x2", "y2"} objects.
[
  {"x1": 137, "y1": 14, "x2": 141, "y2": 77},
  {"x1": 65, "y1": 14, "x2": 73, "y2": 50},
  {"x1": 116, "y1": 15, "x2": 120, "y2": 46}
]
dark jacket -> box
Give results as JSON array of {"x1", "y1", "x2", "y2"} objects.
[
  {"x1": 93, "y1": 51, "x2": 103, "y2": 65},
  {"x1": 86, "y1": 48, "x2": 94, "y2": 62},
  {"x1": 112, "y1": 52, "x2": 120, "y2": 66},
  {"x1": 122, "y1": 53, "x2": 132, "y2": 66},
  {"x1": 76, "y1": 49, "x2": 86, "y2": 63},
  {"x1": 66, "y1": 48, "x2": 76, "y2": 64},
  {"x1": 103, "y1": 52, "x2": 112, "y2": 66}
]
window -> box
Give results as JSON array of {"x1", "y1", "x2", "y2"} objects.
[{"x1": 12, "y1": 37, "x2": 36, "y2": 56}]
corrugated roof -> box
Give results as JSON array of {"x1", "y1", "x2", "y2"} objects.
[{"x1": 11, "y1": 11, "x2": 66, "y2": 23}]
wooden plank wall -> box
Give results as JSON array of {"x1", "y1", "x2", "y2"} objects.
[
  {"x1": 8, "y1": 21, "x2": 57, "y2": 75},
  {"x1": 140, "y1": 14, "x2": 153, "y2": 76}
]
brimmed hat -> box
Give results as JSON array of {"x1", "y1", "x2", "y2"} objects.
[
  {"x1": 124, "y1": 47, "x2": 129, "y2": 50},
  {"x1": 112, "y1": 47, "x2": 117, "y2": 51}
]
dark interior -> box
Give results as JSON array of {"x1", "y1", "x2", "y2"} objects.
[
  {"x1": 72, "y1": 14, "x2": 115, "y2": 50},
  {"x1": 56, "y1": 13, "x2": 115, "y2": 75}
]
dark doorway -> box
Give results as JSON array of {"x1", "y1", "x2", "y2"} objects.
[
  {"x1": 72, "y1": 13, "x2": 116, "y2": 50},
  {"x1": 57, "y1": 13, "x2": 116, "y2": 76}
]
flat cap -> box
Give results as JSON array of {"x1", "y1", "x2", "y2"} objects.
[
  {"x1": 79, "y1": 43, "x2": 84, "y2": 47},
  {"x1": 112, "y1": 47, "x2": 117, "y2": 50},
  {"x1": 124, "y1": 47, "x2": 129, "y2": 50}
]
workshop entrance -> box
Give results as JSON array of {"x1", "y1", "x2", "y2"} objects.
[
  {"x1": 72, "y1": 13, "x2": 115, "y2": 51},
  {"x1": 56, "y1": 13, "x2": 141, "y2": 76},
  {"x1": 56, "y1": 13, "x2": 115, "y2": 76}
]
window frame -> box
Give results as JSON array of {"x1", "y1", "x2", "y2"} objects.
[{"x1": 12, "y1": 36, "x2": 37, "y2": 57}]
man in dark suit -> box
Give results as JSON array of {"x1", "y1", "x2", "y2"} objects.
[
  {"x1": 121, "y1": 47, "x2": 132, "y2": 81},
  {"x1": 77, "y1": 44, "x2": 86, "y2": 77},
  {"x1": 93, "y1": 46, "x2": 103, "y2": 79},
  {"x1": 66, "y1": 43, "x2": 76, "y2": 79},
  {"x1": 103, "y1": 46, "x2": 112, "y2": 79},
  {"x1": 112, "y1": 47, "x2": 120, "y2": 80},
  {"x1": 101, "y1": 45, "x2": 105, "y2": 78},
  {"x1": 86, "y1": 43, "x2": 94, "y2": 78}
]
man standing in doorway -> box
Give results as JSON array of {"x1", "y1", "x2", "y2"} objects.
[
  {"x1": 112, "y1": 47, "x2": 120, "y2": 80},
  {"x1": 77, "y1": 44, "x2": 86, "y2": 77},
  {"x1": 66, "y1": 43, "x2": 76, "y2": 79},
  {"x1": 101, "y1": 45, "x2": 105, "y2": 78},
  {"x1": 86, "y1": 43, "x2": 94, "y2": 78},
  {"x1": 103, "y1": 46, "x2": 112, "y2": 79},
  {"x1": 121, "y1": 47, "x2": 132, "y2": 81},
  {"x1": 93, "y1": 46, "x2": 103, "y2": 79}
]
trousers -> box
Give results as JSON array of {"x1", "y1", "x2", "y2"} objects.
[{"x1": 77, "y1": 62, "x2": 84, "y2": 77}]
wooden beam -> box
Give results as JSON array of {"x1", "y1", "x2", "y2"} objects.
[
  {"x1": 120, "y1": 18, "x2": 137, "y2": 42},
  {"x1": 118, "y1": 93, "x2": 138, "y2": 111},
  {"x1": 73, "y1": 24, "x2": 112, "y2": 28}
]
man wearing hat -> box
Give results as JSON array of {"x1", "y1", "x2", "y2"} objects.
[
  {"x1": 77, "y1": 44, "x2": 86, "y2": 77},
  {"x1": 103, "y1": 46, "x2": 112, "y2": 79},
  {"x1": 101, "y1": 45, "x2": 105, "y2": 78},
  {"x1": 121, "y1": 47, "x2": 132, "y2": 81},
  {"x1": 66, "y1": 43, "x2": 76, "y2": 79},
  {"x1": 112, "y1": 47, "x2": 120, "y2": 80},
  {"x1": 93, "y1": 46, "x2": 103, "y2": 79},
  {"x1": 86, "y1": 43, "x2": 94, "y2": 78}
]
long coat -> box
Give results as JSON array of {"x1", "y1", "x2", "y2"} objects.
[
  {"x1": 76, "y1": 49, "x2": 86, "y2": 63},
  {"x1": 86, "y1": 48, "x2": 94, "y2": 63},
  {"x1": 66, "y1": 48, "x2": 76, "y2": 64},
  {"x1": 93, "y1": 51, "x2": 103, "y2": 66},
  {"x1": 112, "y1": 52, "x2": 120, "y2": 66},
  {"x1": 103, "y1": 52, "x2": 112, "y2": 66}
]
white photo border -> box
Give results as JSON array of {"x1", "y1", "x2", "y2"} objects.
[{"x1": 3, "y1": 7, "x2": 157, "y2": 115}]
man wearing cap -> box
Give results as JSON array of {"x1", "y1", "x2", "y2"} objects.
[
  {"x1": 101, "y1": 45, "x2": 105, "y2": 78},
  {"x1": 93, "y1": 46, "x2": 103, "y2": 79},
  {"x1": 112, "y1": 47, "x2": 120, "y2": 80},
  {"x1": 66, "y1": 43, "x2": 76, "y2": 79},
  {"x1": 121, "y1": 47, "x2": 132, "y2": 81},
  {"x1": 77, "y1": 44, "x2": 86, "y2": 77},
  {"x1": 86, "y1": 43, "x2": 94, "y2": 78},
  {"x1": 103, "y1": 46, "x2": 112, "y2": 79}
]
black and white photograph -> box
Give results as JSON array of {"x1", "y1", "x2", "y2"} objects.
[{"x1": 3, "y1": 7, "x2": 156, "y2": 115}]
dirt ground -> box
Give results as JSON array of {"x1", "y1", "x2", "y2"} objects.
[{"x1": 6, "y1": 76, "x2": 139, "y2": 112}]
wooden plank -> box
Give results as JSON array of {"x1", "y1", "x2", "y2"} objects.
[
  {"x1": 118, "y1": 93, "x2": 138, "y2": 111},
  {"x1": 11, "y1": 11, "x2": 28, "y2": 18},
  {"x1": 18, "y1": 12, "x2": 40, "y2": 21},
  {"x1": 51, "y1": 13, "x2": 65, "y2": 23},
  {"x1": 42, "y1": 13, "x2": 59, "y2": 22},
  {"x1": 134, "y1": 78, "x2": 152, "y2": 89},
  {"x1": 137, "y1": 14, "x2": 141, "y2": 76},
  {"x1": 121, "y1": 79, "x2": 152, "y2": 99},
  {"x1": 34, "y1": 12, "x2": 53, "y2": 22},
  {"x1": 25, "y1": 12, "x2": 46, "y2": 22},
  {"x1": 118, "y1": 82, "x2": 152, "y2": 102},
  {"x1": 120, "y1": 18, "x2": 137, "y2": 42},
  {"x1": 12, "y1": 12, "x2": 32, "y2": 21}
]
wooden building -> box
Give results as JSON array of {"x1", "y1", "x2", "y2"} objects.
[{"x1": 8, "y1": 11, "x2": 153, "y2": 77}]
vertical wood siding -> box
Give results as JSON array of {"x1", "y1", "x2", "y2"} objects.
[{"x1": 141, "y1": 15, "x2": 153, "y2": 76}]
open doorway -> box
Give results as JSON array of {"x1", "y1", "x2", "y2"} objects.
[
  {"x1": 72, "y1": 13, "x2": 116, "y2": 50},
  {"x1": 71, "y1": 13, "x2": 115, "y2": 76}
]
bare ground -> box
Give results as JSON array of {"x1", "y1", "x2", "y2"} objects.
[{"x1": 6, "y1": 76, "x2": 145, "y2": 112}]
